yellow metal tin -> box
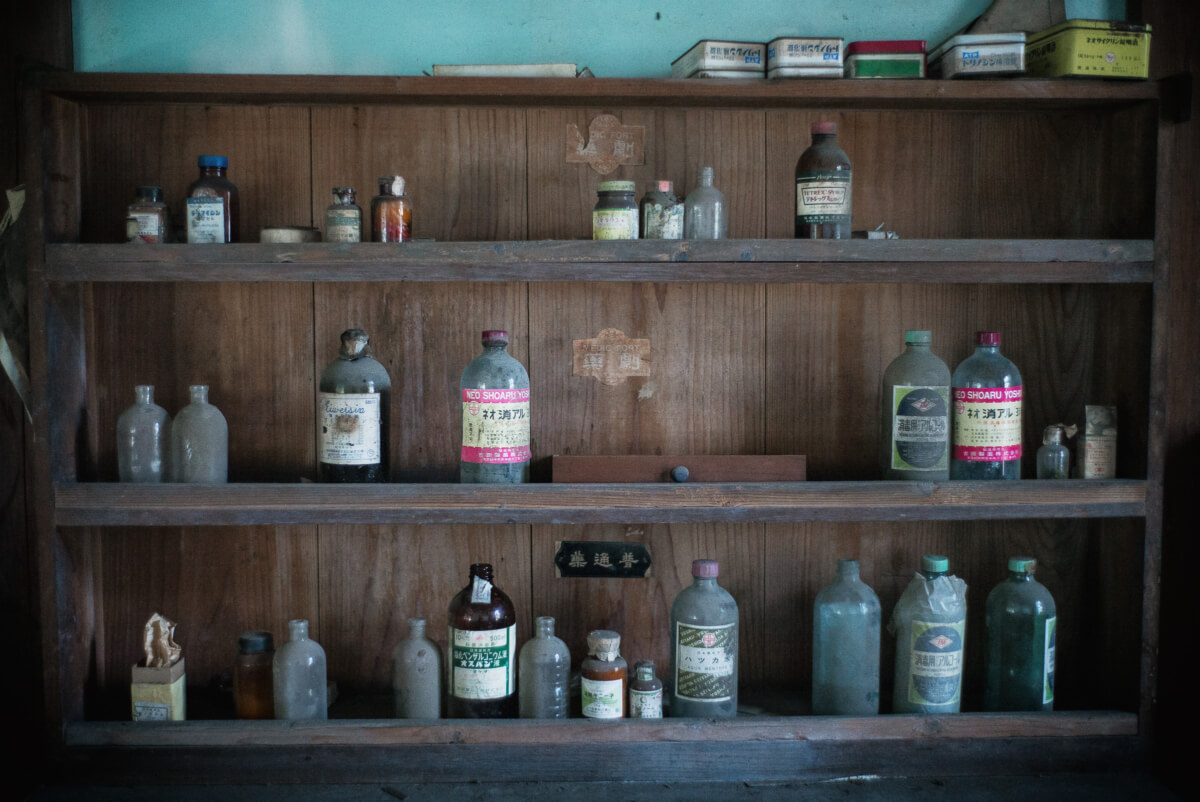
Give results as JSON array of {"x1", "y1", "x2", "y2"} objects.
[{"x1": 1025, "y1": 19, "x2": 1150, "y2": 79}]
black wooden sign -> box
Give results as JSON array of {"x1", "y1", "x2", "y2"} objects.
[{"x1": 554, "y1": 541, "x2": 652, "y2": 578}]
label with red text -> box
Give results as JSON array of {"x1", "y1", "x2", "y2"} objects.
[
  {"x1": 952, "y1": 385, "x2": 1023, "y2": 461},
  {"x1": 461, "y1": 387, "x2": 531, "y2": 464}
]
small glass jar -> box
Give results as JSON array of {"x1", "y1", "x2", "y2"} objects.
[
  {"x1": 593, "y1": 180, "x2": 638, "y2": 240},
  {"x1": 1037, "y1": 424, "x2": 1071, "y2": 479},
  {"x1": 325, "y1": 187, "x2": 362, "y2": 243},
  {"x1": 581, "y1": 629, "x2": 627, "y2": 718},
  {"x1": 628, "y1": 659, "x2": 663, "y2": 718},
  {"x1": 372, "y1": 176, "x2": 412, "y2": 242},
  {"x1": 233, "y1": 630, "x2": 275, "y2": 719},
  {"x1": 186, "y1": 155, "x2": 239, "y2": 243},
  {"x1": 639, "y1": 180, "x2": 683, "y2": 240},
  {"x1": 127, "y1": 186, "x2": 170, "y2": 243}
]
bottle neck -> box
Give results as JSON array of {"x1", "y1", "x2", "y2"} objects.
[
  {"x1": 921, "y1": 570, "x2": 946, "y2": 581},
  {"x1": 1009, "y1": 570, "x2": 1033, "y2": 582},
  {"x1": 135, "y1": 385, "x2": 154, "y2": 404},
  {"x1": 535, "y1": 616, "x2": 555, "y2": 638},
  {"x1": 906, "y1": 342, "x2": 931, "y2": 353},
  {"x1": 408, "y1": 618, "x2": 426, "y2": 638},
  {"x1": 189, "y1": 385, "x2": 209, "y2": 404},
  {"x1": 635, "y1": 664, "x2": 654, "y2": 681},
  {"x1": 836, "y1": 559, "x2": 860, "y2": 581},
  {"x1": 289, "y1": 619, "x2": 309, "y2": 641},
  {"x1": 693, "y1": 576, "x2": 717, "y2": 589},
  {"x1": 975, "y1": 344, "x2": 1000, "y2": 355},
  {"x1": 470, "y1": 563, "x2": 494, "y2": 583},
  {"x1": 811, "y1": 133, "x2": 837, "y2": 145},
  {"x1": 200, "y1": 166, "x2": 226, "y2": 177}
]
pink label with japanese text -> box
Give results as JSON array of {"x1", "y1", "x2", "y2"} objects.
[
  {"x1": 952, "y1": 385, "x2": 1023, "y2": 461},
  {"x1": 462, "y1": 387, "x2": 531, "y2": 464}
]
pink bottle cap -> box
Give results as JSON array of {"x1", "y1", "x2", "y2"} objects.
[
  {"x1": 692, "y1": 559, "x2": 719, "y2": 578},
  {"x1": 976, "y1": 331, "x2": 1001, "y2": 346},
  {"x1": 812, "y1": 121, "x2": 837, "y2": 135}
]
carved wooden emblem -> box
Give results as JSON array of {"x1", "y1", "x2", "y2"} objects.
[
  {"x1": 565, "y1": 114, "x2": 645, "y2": 175},
  {"x1": 573, "y1": 328, "x2": 651, "y2": 385}
]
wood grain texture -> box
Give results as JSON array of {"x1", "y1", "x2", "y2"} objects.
[{"x1": 552, "y1": 454, "x2": 806, "y2": 482}]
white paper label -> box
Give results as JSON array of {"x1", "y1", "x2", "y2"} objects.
[
  {"x1": 132, "y1": 701, "x2": 171, "y2": 722},
  {"x1": 629, "y1": 686, "x2": 663, "y2": 718},
  {"x1": 186, "y1": 196, "x2": 226, "y2": 243},
  {"x1": 582, "y1": 676, "x2": 624, "y2": 718},
  {"x1": 449, "y1": 625, "x2": 515, "y2": 700},
  {"x1": 318, "y1": 392, "x2": 382, "y2": 465}
]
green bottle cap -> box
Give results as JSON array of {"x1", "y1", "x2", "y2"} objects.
[
  {"x1": 922, "y1": 554, "x2": 949, "y2": 573},
  {"x1": 1008, "y1": 556, "x2": 1036, "y2": 573},
  {"x1": 904, "y1": 330, "x2": 932, "y2": 344}
]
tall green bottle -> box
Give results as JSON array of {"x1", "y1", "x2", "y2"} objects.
[{"x1": 984, "y1": 557, "x2": 1056, "y2": 711}]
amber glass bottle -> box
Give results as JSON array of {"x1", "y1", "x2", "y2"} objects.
[
  {"x1": 371, "y1": 175, "x2": 412, "y2": 242},
  {"x1": 795, "y1": 121, "x2": 852, "y2": 239},
  {"x1": 447, "y1": 563, "x2": 518, "y2": 717},
  {"x1": 186, "y1": 155, "x2": 240, "y2": 243},
  {"x1": 581, "y1": 630, "x2": 627, "y2": 718}
]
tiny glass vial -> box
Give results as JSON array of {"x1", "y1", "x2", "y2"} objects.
[
  {"x1": 233, "y1": 630, "x2": 275, "y2": 720},
  {"x1": 640, "y1": 180, "x2": 683, "y2": 240},
  {"x1": 186, "y1": 155, "x2": 239, "y2": 243},
  {"x1": 628, "y1": 659, "x2": 663, "y2": 718},
  {"x1": 372, "y1": 175, "x2": 412, "y2": 242},
  {"x1": 593, "y1": 180, "x2": 638, "y2": 239},
  {"x1": 127, "y1": 186, "x2": 170, "y2": 243},
  {"x1": 581, "y1": 629, "x2": 627, "y2": 718},
  {"x1": 1037, "y1": 425, "x2": 1071, "y2": 479},
  {"x1": 683, "y1": 166, "x2": 727, "y2": 239},
  {"x1": 325, "y1": 187, "x2": 363, "y2": 243}
]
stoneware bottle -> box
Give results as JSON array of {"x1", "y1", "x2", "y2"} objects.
[
  {"x1": 116, "y1": 384, "x2": 170, "y2": 482},
  {"x1": 393, "y1": 618, "x2": 443, "y2": 718},
  {"x1": 273, "y1": 619, "x2": 328, "y2": 721}
]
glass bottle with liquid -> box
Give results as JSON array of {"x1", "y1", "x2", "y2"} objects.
[
  {"x1": 669, "y1": 559, "x2": 738, "y2": 717},
  {"x1": 371, "y1": 175, "x2": 412, "y2": 242},
  {"x1": 233, "y1": 630, "x2": 274, "y2": 720},
  {"x1": 951, "y1": 331, "x2": 1023, "y2": 480},
  {"x1": 447, "y1": 563, "x2": 518, "y2": 718},
  {"x1": 460, "y1": 330, "x2": 531, "y2": 484},
  {"x1": 629, "y1": 659, "x2": 663, "y2": 718},
  {"x1": 186, "y1": 155, "x2": 239, "y2": 243},
  {"x1": 518, "y1": 616, "x2": 570, "y2": 719},
  {"x1": 317, "y1": 328, "x2": 391, "y2": 483},
  {"x1": 581, "y1": 630, "x2": 627, "y2": 719},
  {"x1": 325, "y1": 187, "x2": 362, "y2": 242},
  {"x1": 984, "y1": 557, "x2": 1056, "y2": 712},
  {"x1": 881, "y1": 330, "x2": 951, "y2": 480},
  {"x1": 795, "y1": 121, "x2": 852, "y2": 239}
]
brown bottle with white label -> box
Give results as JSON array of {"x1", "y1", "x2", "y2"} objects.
[
  {"x1": 795, "y1": 121, "x2": 852, "y2": 239},
  {"x1": 447, "y1": 563, "x2": 518, "y2": 718}
]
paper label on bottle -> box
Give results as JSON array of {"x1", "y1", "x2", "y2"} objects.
[
  {"x1": 318, "y1": 392, "x2": 382, "y2": 465},
  {"x1": 907, "y1": 619, "x2": 964, "y2": 706},
  {"x1": 449, "y1": 625, "x2": 515, "y2": 700},
  {"x1": 186, "y1": 196, "x2": 226, "y2": 243},
  {"x1": 795, "y1": 172, "x2": 852, "y2": 225},
  {"x1": 325, "y1": 208, "x2": 362, "y2": 242},
  {"x1": 461, "y1": 388, "x2": 531, "y2": 464},
  {"x1": 582, "y1": 676, "x2": 625, "y2": 718},
  {"x1": 132, "y1": 701, "x2": 171, "y2": 722},
  {"x1": 891, "y1": 385, "x2": 950, "y2": 471},
  {"x1": 629, "y1": 686, "x2": 663, "y2": 718},
  {"x1": 1044, "y1": 616, "x2": 1056, "y2": 705},
  {"x1": 643, "y1": 203, "x2": 683, "y2": 239},
  {"x1": 951, "y1": 386, "x2": 1023, "y2": 461},
  {"x1": 131, "y1": 212, "x2": 164, "y2": 243},
  {"x1": 592, "y1": 209, "x2": 638, "y2": 239},
  {"x1": 471, "y1": 575, "x2": 492, "y2": 604},
  {"x1": 675, "y1": 622, "x2": 736, "y2": 702}
]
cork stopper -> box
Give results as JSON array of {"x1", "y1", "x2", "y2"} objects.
[
  {"x1": 338, "y1": 328, "x2": 370, "y2": 358},
  {"x1": 587, "y1": 629, "x2": 621, "y2": 661}
]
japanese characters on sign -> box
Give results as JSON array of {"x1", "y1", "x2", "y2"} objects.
[{"x1": 554, "y1": 540, "x2": 653, "y2": 578}]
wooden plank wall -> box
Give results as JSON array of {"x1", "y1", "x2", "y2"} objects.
[{"x1": 66, "y1": 100, "x2": 1152, "y2": 716}]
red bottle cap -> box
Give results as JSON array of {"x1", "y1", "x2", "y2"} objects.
[
  {"x1": 812, "y1": 121, "x2": 837, "y2": 135},
  {"x1": 692, "y1": 559, "x2": 719, "y2": 578},
  {"x1": 976, "y1": 331, "x2": 1001, "y2": 346},
  {"x1": 482, "y1": 330, "x2": 509, "y2": 345}
]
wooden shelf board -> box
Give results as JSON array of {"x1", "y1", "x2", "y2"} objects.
[
  {"x1": 52, "y1": 480, "x2": 1147, "y2": 526},
  {"x1": 44, "y1": 240, "x2": 1154, "y2": 284}
]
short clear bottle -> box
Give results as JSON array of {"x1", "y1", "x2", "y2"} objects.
[
  {"x1": 640, "y1": 180, "x2": 683, "y2": 239},
  {"x1": 812, "y1": 558, "x2": 881, "y2": 716},
  {"x1": 1037, "y1": 425, "x2": 1070, "y2": 479},
  {"x1": 273, "y1": 619, "x2": 327, "y2": 721},
  {"x1": 683, "y1": 166, "x2": 727, "y2": 239},
  {"x1": 670, "y1": 559, "x2": 738, "y2": 717},
  {"x1": 233, "y1": 631, "x2": 274, "y2": 720},
  {"x1": 890, "y1": 555, "x2": 968, "y2": 714},
  {"x1": 629, "y1": 659, "x2": 663, "y2": 718},
  {"x1": 392, "y1": 618, "x2": 443, "y2": 718},
  {"x1": 460, "y1": 330, "x2": 531, "y2": 484},
  {"x1": 117, "y1": 385, "x2": 170, "y2": 483},
  {"x1": 325, "y1": 187, "x2": 363, "y2": 242},
  {"x1": 171, "y1": 384, "x2": 228, "y2": 483},
  {"x1": 881, "y1": 330, "x2": 951, "y2": 481},
  {"x1": 581, "y1": 630, "x2": 627, "y2": 719},
  {"x1": 127, "y1": 186, "x2": 170, "y2": 243},
  {"x1": 985, "y1": 557, "x2": 1056, "y2": 712},
  {"x1": 518, "y1": 616, "x2": 571, "y2": 719}
]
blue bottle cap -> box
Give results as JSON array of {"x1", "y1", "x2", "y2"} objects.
[
  {"x1": 904, "y1": 330, "x2": 932, "y2": 344},
  {"x1": 922, "y1": 554, "x2": 949, "y2": 573},
  {"x1": 1008, "y1": 556, "x2": 1036, "y2": 573},
  {"x1": 198, "y1": 155, "x2": 228, "y2": 168}
]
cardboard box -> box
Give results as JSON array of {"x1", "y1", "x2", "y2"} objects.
[
  {"x1": 131, "y1": 658, "x2": 186, "y2": 722},
  {"x1": 671, "y1": 40, "x2": 765, "y2": 78},
  {"x1": 1078, "y1": 405, "x2": 1117, "y2": 479},
  {"x1": 1025, "y1": 19, "x2": 1150, "y2": 79}
]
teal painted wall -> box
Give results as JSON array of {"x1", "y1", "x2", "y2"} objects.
[{"x1": 73, "y1": 0, "x2": 1126, "y2": 77}]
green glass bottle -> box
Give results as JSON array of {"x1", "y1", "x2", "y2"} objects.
[{"x1": 984, "y1": 557, "x2": 1056, "y2": 712}]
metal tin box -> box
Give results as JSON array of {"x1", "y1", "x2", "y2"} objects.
[
  {"x1": 1025, "y1": 19, "x2": 1150, "y2": 79},
  {"x1": 845, "y1": 40, "x2": 926, "y2": 78},
  {"x1": 929, "y1": 32, "x2": 1026, "y2": 78},
  {"x1": 671, "y1": 40, "x2": 765, "y2": 78},
  {"x1": 766, "y1": 37, "x2": 844, "y2": 71}
]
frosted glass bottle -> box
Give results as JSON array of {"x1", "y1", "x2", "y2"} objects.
[
  {"x1": 1036, "y1": 425, "x2": 1070, "y2": 479},
  {"x1": 273, "y1": 619, "x2": 327, "y2": 721},
  {"x1": 881, "y1": 330, "x2": 951, "y2": 481},
  {"x1": 890, "y1": 555, "x2": 968, "y2": 714},
  {"x1": 171, "y1": 384, "x2": 227, "y2": 483},
  {"x1": 812, "y1": 559, "x2": 881, "y2": 715},
  {"x1": 117, "y1": 385, "x2": 170, "y2": 483},
  {"x1": 317, "y1": 328, "x2": 391, "y2": 483},
  {"x1": 683, "y1": 166, "x2": 727, "y2": 239},
  {"x1": 460, "y1": 330, "x2": 531, "y2": 484},
  {"x1": 984, "y1": 557, "x2": 1056, "y2": 712},
  {"x1": 950, "y1": 331, "x2": 1023, "y2": 480},
  {"x1": 392, "y1": 618, "x2": 443, "y2": 718},
  {"x1": 518, "y1": 616, "x2": 570, "y2": 719},
  {"x1": 669, "y1": 558, "x2": 738, "y2": 718}
]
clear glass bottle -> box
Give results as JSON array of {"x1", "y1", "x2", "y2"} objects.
[
  {"x1": 1037, "y1": 425, "x2": 1070, "y2": 479},
  {"x1": 890, "y1": 554, "x2": 968, "y2": 714},
  {"x1": 812, "y1": 558, "x2": 881, "y2": 716},
  {"x1": 985, "y1": 557, "x2": 1056, "y2": 712},
  {"x1": 447, "y1": 563, "x2": 518, "y2": 718},
  {"x1": 640, "y1": 180, "x2": 683, "y2": 240},
  {"x1": 317, "y1": 328, "x2": 391, "y2": 483},
  {"x1": 795, "y1": 121, "x2": 852, "y2": 239},
  {"x1": 592, "y1": 180, "x2": 639, "y2": 239},
  {"x1": 273, "y1": 619, "x2": 327, "y2": 721},
  {"x1": 171, "y1": 384, "x2": 227, "y2": 483},
  {"x1": 117, "y1": 384, "x2": 170, "y2": 483},
  {"x1": 393, "y1": 618, "x2": 443, "y2": 718},
  {"x1": 683, "y1": 166, "x2": 728, "y2": 240},
  {"x1": 669, "y1": 558, "x2": 738, "y2": 718},
  {"x1": 629, "y1": 659, "x2": 663, "y2": 718},
  {"x1": 127, "y1": 186, "x2": 170, "y2": 243},
  {"x1": 460, "y1": 330, "x2": 531, "y2": 484},
  {"x1": 186, "y1": 155, "x2": 239, "y2": 243},
  {"x1": 518, "y1": 616, "x2": 570, "y2": 719},
  {"x1": 325, "y1": 186, "x2": 362, "y2": 243},
  {"x1": 371, "y1": 175, "x2": 412, "y2": 242},
  {"x1": 951, "y1": 331, "x2": 1023, "y2": 480},
  {"x1": 881, "y1": 330, "x2": 951, "y2": 481},
  {"x1": 581, "y1": 630, "x2": 627, "y2": 719},
  {"x1": 233, "y1": 630, "x2": 274, "y2": 720}
]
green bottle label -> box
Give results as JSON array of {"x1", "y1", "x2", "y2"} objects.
[{"x1": 675, "y1": 622, "x2": 736, "y2": 701}]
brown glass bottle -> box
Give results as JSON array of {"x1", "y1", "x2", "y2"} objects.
[
  {"x1": 447, "y1": 563, "x2": 517, "y2": 717},
  {"x1": 371, "y1": 175, "x2": 412, "y2": 242},
  {"x1": 795, "y1": 121, "x2": 852, "y2": 239},
  {"x1": 581, "y1": 630, "x2": 627, "y2": 718},
  {"x1": 233, "y1": 631, "x2": 274, "y2": 719},
  {"x1": 186, "y1": 155, "x2": 240, "y2": 243}
]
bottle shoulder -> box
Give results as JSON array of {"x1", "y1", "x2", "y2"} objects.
[{"x1": 952, "y1": 351, "x2": 1022, "y2": 386}]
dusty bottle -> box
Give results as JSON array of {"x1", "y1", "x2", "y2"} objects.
[
  {"x1": 393, "y1": 618, "x2": 443, "y2": 718},
  {"x1": 951, "y1": 331, "x2": 1023, "y2": 480},
  {"x1": 273, "y1": 619, "x2": 327, "y2": 721},
  {"x1": 460, "y1": 330, "x2": 531, "y2": 484},
  {"x1": 629, "y1": 659, "x2": 663, "y2": 718},
  {"x1": 812, "y1": 559, "x2": 881, "y2": 716},
  {"x1": 795, "y1": 121, "x2": 852, "y2": 239},
  {"x1": 233, "y1": 630, "x2": 274, "y2": 720},
  {"x1": 593, "y1": 180, "x2": 639, "y2": 239},
  {"x1": 581, "y1": 630, "x2": 627, "y2": 719},
  {"x1": 518, "y1": 616, "x2": 570, "y2": 719},
  {"x1": 985, "y1": 557, "x2": 1056, "y2": 712},
  {"x1": 683, "y1": 166, "x2": 727, "y2": 239},
  {"x1": 640, "y1": 180, "x2": 683, "y2": 240},
  {"x1": 881, "y1": 330, "x2": 951, "y2": 480},
  {"x1": 670, "y1": 558, "x2": 738, "y2": 718},
  {"x1": 447, "y1": 563, "x2": 518, "y2": 718},
  {"x1": 186, "y1": 155, "x2": 239, "y2": 243},
  {"x1": 325, "y1": 187, "x2": 363, "y2": 242},
  {"x1": 127, "y1": 186, "x2": 170, "y2": 243},
  {"x1": 171, "y1": 384, "x2": 227, "y2": 483},
  {"x1": 317, "y1": 328, "x2": 391, "y2": 483},
  {"x1": 371, "y1": 175, "x2": 412, "y2": 242},
  {"x1": 117, "y1": 385, "x2": 170, "y2": 483},
  {"x1": 890, "y1": 554, "x2": 968, "y2": 714},
  {"x1": 1037, "y1": 425, "x2": 1070, "y2": 479}
]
